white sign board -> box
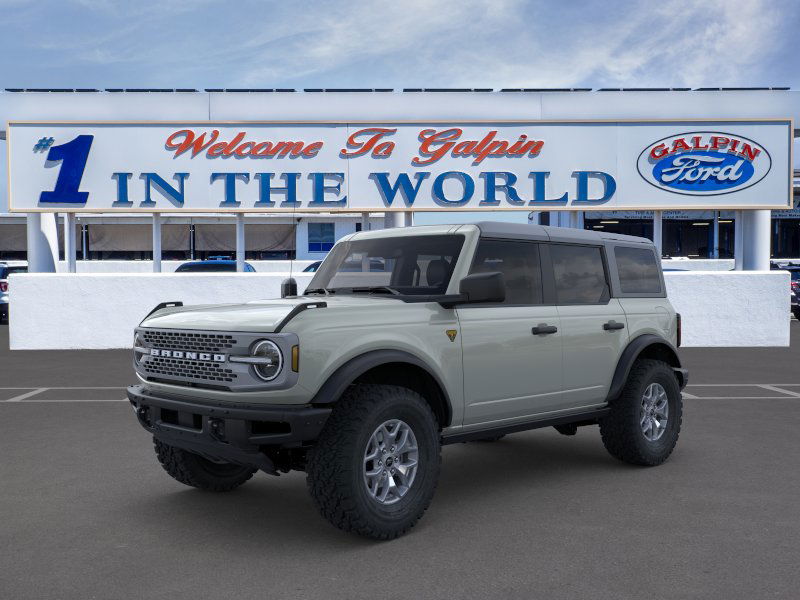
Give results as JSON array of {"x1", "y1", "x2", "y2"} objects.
[{"x1": 7, "y1": 120, "x2": 792, "y2": 213}]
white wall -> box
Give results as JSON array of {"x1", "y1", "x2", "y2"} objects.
[
  {"x1": 54, "y1": 259, "x2": 317, "y2": 273},
  {"x1": 9, "y1": 273, "x2": 313, "y2": 350},
  {"x1": 664, "y1": 270, "x2": 790, "y2": 347},
  {"x1": 7, "y1": 270, "x2": 790, "y2": 350}
]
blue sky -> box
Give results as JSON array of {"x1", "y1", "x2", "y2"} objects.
[
  {"x1": 1, "y1": 0, "x2": 797, "y2": 223},
  {"x1": 1, "y1": 0, "x2": 798, "y2": 90}
]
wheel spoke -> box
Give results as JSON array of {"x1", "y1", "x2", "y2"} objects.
[{"x1": 363, "y1": 419, "x2": 419, "y2": 505}]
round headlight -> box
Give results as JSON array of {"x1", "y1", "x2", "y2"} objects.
[
  {"x1": 133, "y1": 333, "x2": 147, "y2": 365},
  {"x1": 252, "y1": 340, "x2": 283, "y2": 381}
]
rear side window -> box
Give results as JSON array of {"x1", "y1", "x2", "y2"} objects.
[
  {"x1": 469, "y1": 240, "x2": 542, "y2": 304},
  {"x1": 551, "y1": 244, "x2": 608, "y2": 304},
  {"x1": 615, "y1": 247, "x2": 662, "y2": 294}
]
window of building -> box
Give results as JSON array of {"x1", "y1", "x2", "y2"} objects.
[
  {"x1": 614, "y1": 246, "x2": 662, "y2": 294},
  {"x1": 308, "y1": 223, "x2": 335, "y2": 253},
  {"x1": 469, "y1": 240, "x2": 542, "y2": 304},
  {"x1": 551, "y1": 244, "x2": 608, "y2": 304}
]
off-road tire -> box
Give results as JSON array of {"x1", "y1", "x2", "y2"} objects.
[
  {"x1": 153, "y1": 438, "x2": 256, "y2": 491},
  {"x1": 599, "y1": 359, "x2": 682, "y2": 466},
  {"x1": 792, "y1": 308, "x2": 800, "y2": 321},
  {"x1": 306, "y1": 384, "x2": 441, "y2": 540}
]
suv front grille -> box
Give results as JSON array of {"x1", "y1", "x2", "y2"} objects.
[
  {"x1": 142, "y1": 330, "x2": 237, "y2": 353},
  {"x1": 143, "y1": 355, "x2": 238, "y2": 383}
]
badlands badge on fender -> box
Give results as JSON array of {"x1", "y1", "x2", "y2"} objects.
[
  {"x1": 637, "y1": 132, "x2": 771, "y2": 196},
  {"x1": 446, "y1": 330, "x2": 458, "y2": 342}
]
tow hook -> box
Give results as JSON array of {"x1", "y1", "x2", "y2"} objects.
[
  {"x1": 135, "y1": 405, "x2": 151, "y2": 427},
  {"x1": 209, "y1": 418, "x2": 226, "y2": 441}
]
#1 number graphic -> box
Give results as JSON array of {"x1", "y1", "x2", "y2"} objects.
[{"x1": 38, "y1": 135, "x2": 94, "y2": 204}]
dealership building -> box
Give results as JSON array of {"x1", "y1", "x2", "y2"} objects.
[
  {"x1": 1, "y1": 88, "x2": 798, "y2": 351},
  {"x1": 0, "y1": 88, "x2": 798, "y2": 268}
]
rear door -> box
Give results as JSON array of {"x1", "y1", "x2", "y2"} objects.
[
  {"x1": 548, "y1": 243, "x2": 629, "y2": 407},
  {"x1": 458, "y1": 239, "x2": 564, "y2": 426}
]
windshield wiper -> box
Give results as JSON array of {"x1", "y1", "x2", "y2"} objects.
[{"x1": 348, "y1": 286, "x2": 401, "y2": 295}]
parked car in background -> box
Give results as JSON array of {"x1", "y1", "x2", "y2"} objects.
[
  {"x1": 175, "y1": 258, "x2": 256, "y2": 273},
  {"x1": 303, "y1": 261, "x2": 322, "y2": 272},
  {"x1": 783, "y1": 267, "x2": 800, "y2": 320},
  {"x1": 0, "y1": 261, "x2": 28, "y2": 323}
]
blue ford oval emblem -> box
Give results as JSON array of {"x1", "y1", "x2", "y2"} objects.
[{"x1": 637, "y1": 132, "x2": 771, "y2": 196}]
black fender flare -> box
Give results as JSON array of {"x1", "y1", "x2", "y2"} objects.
[
  {"x1": 606, "y1": 334, "x2": 685, "y2": 402},
  {"x1": 310, "y1": 349, "x2": 453, "y2": 426}
]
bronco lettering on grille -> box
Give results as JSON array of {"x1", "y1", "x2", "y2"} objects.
[{"x1": 150, "y1": 349, "x2": 226, "y2": 362}]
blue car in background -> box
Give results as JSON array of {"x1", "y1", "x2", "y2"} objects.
[{"x1": 175, "y1": 257, "x2": 256, "y2": 273}]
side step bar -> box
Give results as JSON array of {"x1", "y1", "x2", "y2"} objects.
[{"x1": 441, "y1": 407, "x2": 610, "y2": 445}]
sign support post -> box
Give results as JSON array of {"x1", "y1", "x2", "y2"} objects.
[
  {"x1": 235, "y1": 213, "x2": 245, "y2": 272},
  {"x1": 652, "y1": 211, "x2": 663, "y2": 255},
  {"x1": 25, "y1": 213, "x2": 58, "y2": 273},
  {"x1": 152, "y1": 213, "x2": 161, "y2": 273},
  {"x1": 734, "y1": 211, "x2": 744, "y2": 270},
  {"x1": 64, "y1": 212, "x2": 76, "y2": 273}
]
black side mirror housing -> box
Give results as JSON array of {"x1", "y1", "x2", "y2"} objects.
[
  {"x1": 459, "y1": 271, "x2": 505, "y2": 304},
  {"x1": 281, "y1": 277, "x2": 298, "y2": 298}
]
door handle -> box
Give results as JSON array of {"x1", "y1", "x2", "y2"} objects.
[
  {"x1": 532, "y1": 324, "x2": 558, "y2": 335},
  {"x1": 603, "y1": 320, "x2": 625, "y2": 331}
]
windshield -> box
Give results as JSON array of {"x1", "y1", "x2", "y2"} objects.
[
  {"x1": 306, "y1": 234, "x2": 465, "y2": 296},
  {"x1": 176, "y1": 262, "x2": 237, "y2": 272},
  {"x1": 0, "y1": 266, "x2": 27, "y2": 278}
]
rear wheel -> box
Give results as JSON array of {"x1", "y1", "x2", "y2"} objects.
[
  {"x1": 306, "y1": 384, "x2": 440, "y2": 540},
  {"x1": 599, "y1": 359, "x2": 682, "y2": 466},
  {"x1": 153, "y1": 438, "x2": 256, "y2": 491}
]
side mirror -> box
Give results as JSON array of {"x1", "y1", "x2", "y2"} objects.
[
  {"x1": 281, "y1": 277, "x2": 298, "y2": 298},
  {"x1": 458, "y1": 272, "x2": 505, "y2": 304}
]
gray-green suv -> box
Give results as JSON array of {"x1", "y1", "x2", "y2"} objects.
[{"x1": 128, "y1": 222, "x2": 687, "y2": 539}]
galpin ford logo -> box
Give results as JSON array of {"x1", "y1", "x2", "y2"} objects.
[{"x1": 637, "y1": 132, "x2": 771, "y2": 196}]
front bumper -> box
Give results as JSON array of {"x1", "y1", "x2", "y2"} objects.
[{"x1": 127, "y1": 384, "x2": 331, "y2": 473}]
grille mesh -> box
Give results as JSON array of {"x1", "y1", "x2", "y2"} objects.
[
  {"x1": 142, "y1": 330, "x2": 237, "y2": 353},
  {"x1": 143, "y1": 356, "x2": 237, "y2": 383}
]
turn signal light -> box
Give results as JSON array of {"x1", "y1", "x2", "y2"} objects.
[
  {"x1": 291, "y1": 345, "x2": 299, "y2": 372},
  {"x1": 0, "y1": 282, "x2": 7, "y2": 292}
]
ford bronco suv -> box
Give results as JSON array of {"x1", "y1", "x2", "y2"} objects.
[{"x1": 128, "y1": 222, "x2": 687, "y2": 539}]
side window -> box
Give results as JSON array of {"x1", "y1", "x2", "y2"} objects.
[
  {"x1": 469, "y1": 240, "x2": 542, "y2": 304},
  {"x1": 615, "y1": 246, "x2": 662, "y2": 294},
  {"x1": 551, "y1": 244, "x2": 608, "y2": 304},
  {"x1": 308, "y1": 223, "x2": 335, "y2": 253}
]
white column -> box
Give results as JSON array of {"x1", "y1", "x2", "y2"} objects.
[
  {"x1": 64, "y1": 212, "x2": 76, "y2": 273},
  {"x1": 235, "y1": 213, "x2": 245, "y2": 272},
  {"x1": 734, "y1": 210, "x2": 744, "y2": 270},
  {"x1": 652, "y1": 211, "x2": 663, "y2": 255},
  {"x1": 404, "y1": 211, "x2": 414, "y2": 227},
  {"x1": 361, "y1": 212, "x2": 370, "y2": 231},
  {"x1": 712, "y1": 211, "x2": 720, "y2": 259},
  {"x1": 152, "y1": 213, "x2": 162, "y2": 273},
  {"x1": 385, "y1": 212, "x2": 406, "y2": 228},
  {"x1": 25, "y1": 213, "x2": 59, "y2": 273},
  {"x1": 81, "y1": 223, "x2": 89, "y2": 261},
  {"x1": 741, "y1": 210, "x2": 771, "y2": 270}
]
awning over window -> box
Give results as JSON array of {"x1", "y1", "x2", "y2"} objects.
[
  {"x1": 194, "y1": 224, "x2": 295, "y2": 251},
  {"x1": 87, "y1": 224, "x2": 189, "y2": 251},
  {"x1": 0, "y1": 224, "x2": 27, "y2": 251}
]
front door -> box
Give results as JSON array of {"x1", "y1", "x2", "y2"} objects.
[{"x1": 458, "y1": 239, "x2": 564, "y2": 427}]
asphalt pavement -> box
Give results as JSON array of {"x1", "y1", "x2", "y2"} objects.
[{"x1": 2, "y1": 323, "x2": 800, "y2": 599}]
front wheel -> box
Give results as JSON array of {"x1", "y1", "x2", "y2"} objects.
[
  {"x1": 153, "y1": 439, "x2": 256, "y2": 491},
  {"x1": 306, "y1": 384, "x2": 441, "y2": 540},
  {"x1": 599, "y1": 359, "x2": 682, "y2": 466}
]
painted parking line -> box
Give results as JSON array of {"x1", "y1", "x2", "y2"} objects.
[
  {"x1": 0, "y1": 387, "x2": 128, "y2": 402},
  {"x1": 5, "y1": 388, "x2": 48, "y2": 402}
]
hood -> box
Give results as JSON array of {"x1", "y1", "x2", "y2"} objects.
[{"x1": 140, "y1": 295, "x2": 401, "y2": 332}]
